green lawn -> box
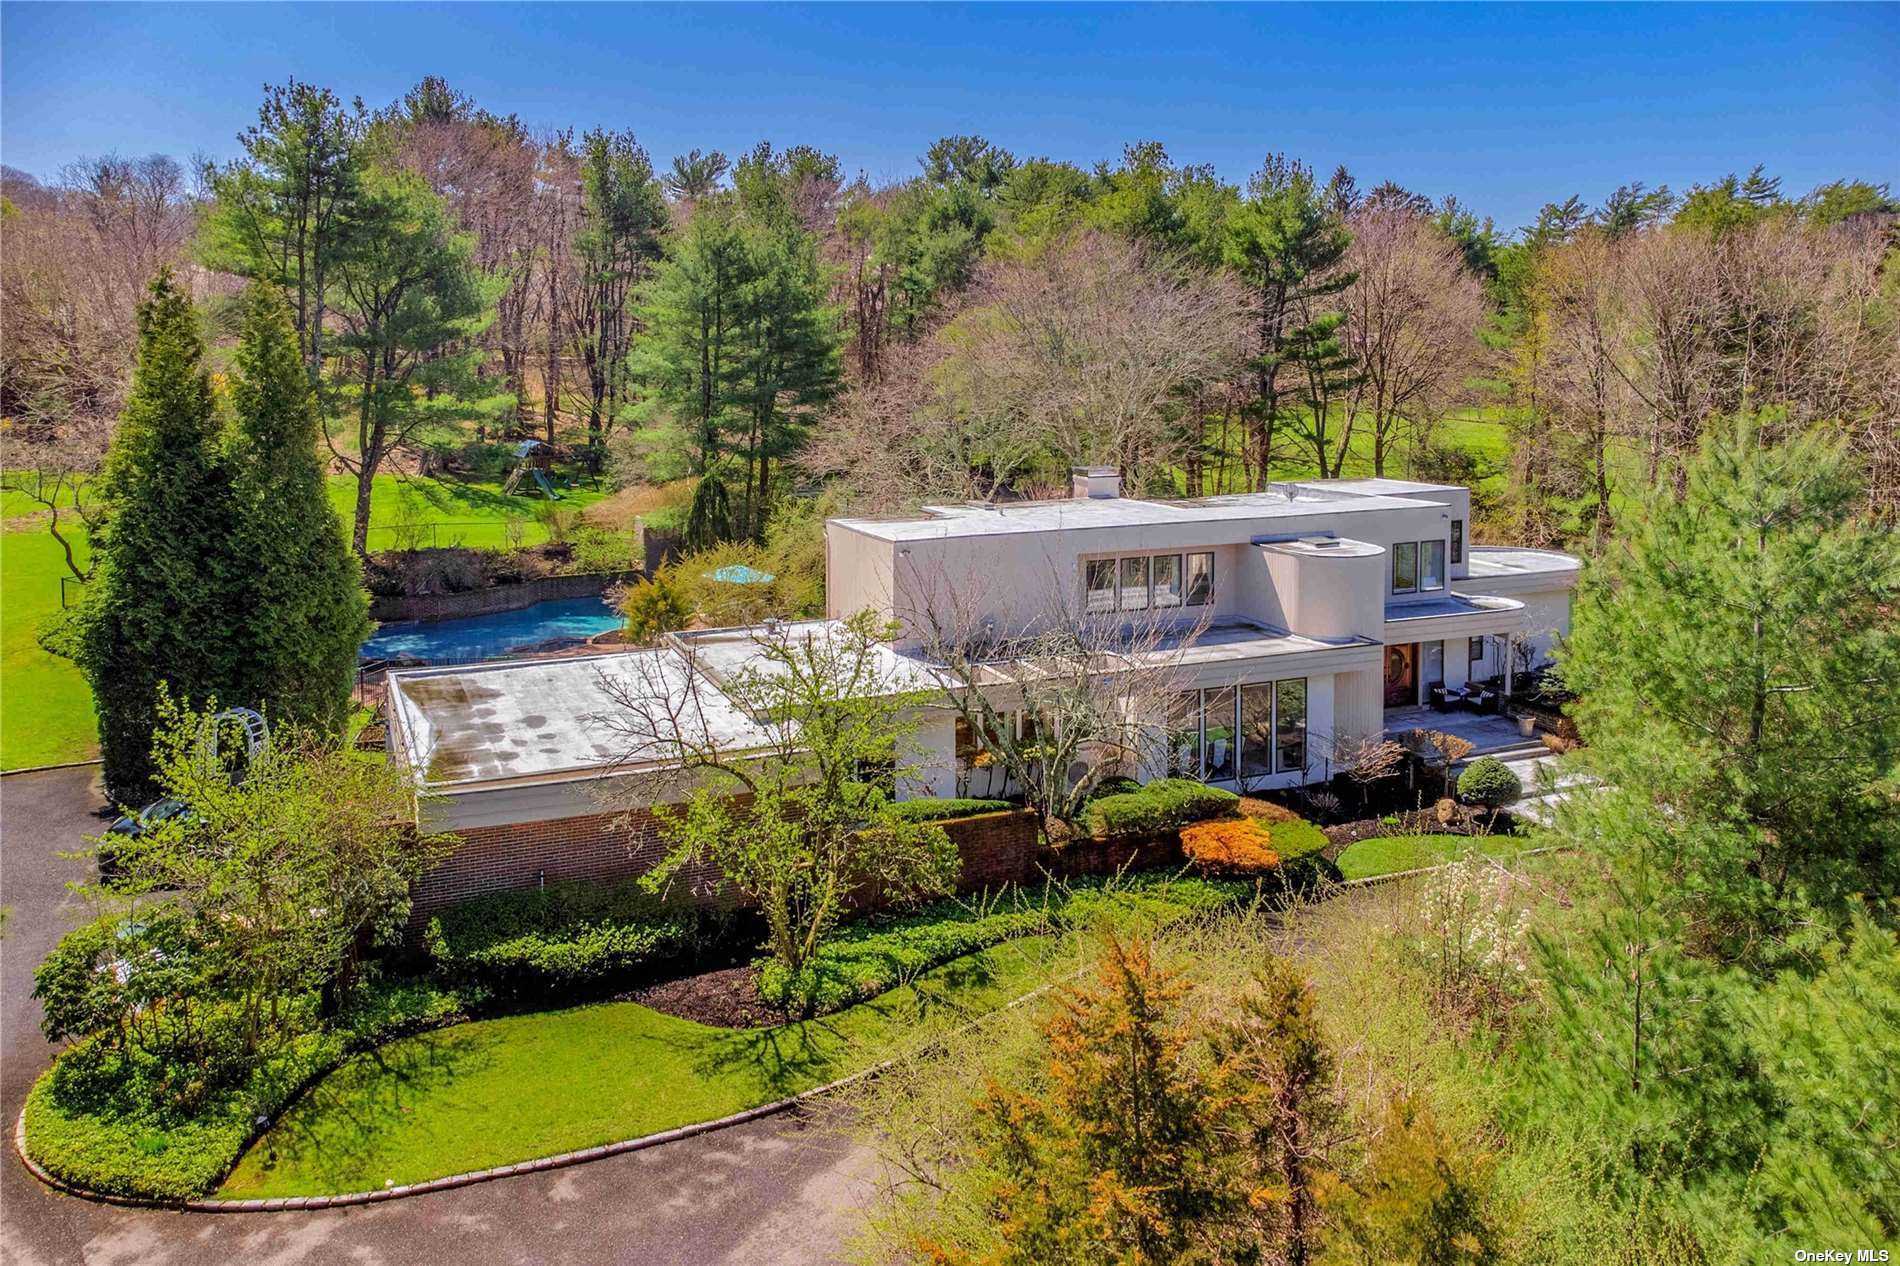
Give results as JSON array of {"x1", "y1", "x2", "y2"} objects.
[
  {"x1": 323, "y1": 471, "x2": 609, "y2": 551},
  {"x1": 1, "y1": 469, "x2": 611, "y2": 770},
  {"x1": 219, "y1": 935, "x2": 1070, "y2": 1198},
  {"x1": 1, "y1": 530, "x2": 98, "y2": 769},
  {"x1": 1335, "y1": 832, "x2": 1527, "y2": 881}
]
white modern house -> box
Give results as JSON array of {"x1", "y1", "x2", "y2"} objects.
[{"x1": 386, "y1": 471, "x2": 1579, "y2": 844}]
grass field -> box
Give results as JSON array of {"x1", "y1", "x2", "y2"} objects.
[
  {"x1": 1335, "y1": 832, "x2": 1528, "y2": 881},
  {"x1": 220, "y1": 935, "x2": 1069, "y2": 1198},
  {"x1": 0, "y1": 530, "x2": 98, "y2": 769},
  {"x1": 1, "y1": 470, "x2": 612, "y2": 770}
]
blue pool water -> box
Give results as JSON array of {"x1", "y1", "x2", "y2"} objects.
[{"x1": 361, "y1": 596, "x2": 623, "y2": 665}]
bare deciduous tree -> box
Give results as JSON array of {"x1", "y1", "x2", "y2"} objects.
[
  {"x1": 907, "y1": 561, "x2": 1212, "y2": 840},
  {"x1": 1338, "y1": 208, "x2": 1488, "y2": 477}
]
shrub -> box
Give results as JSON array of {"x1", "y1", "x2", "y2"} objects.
[
  {"x1": 565, "y1": 523, "x2": 634, "y2": 575},
  {"x1": 886, "y1": 796, "x2": 1016, "y2": 823},
  {"x1": 22, "y1": 974, "x2": 475, "y2": 1201},
  {"x1": 1084, "y1": 778, "x2": 1240, "y2": 839},
  {"x1": 1181, "y1": 819, "x2": 1280, "y2": 874},
  {"x1": 1457, "y1": 757, "x2": 1522, "y2": 809},
  {"x1": 1261, "y1": 815, "x2": 1330, "y2": 862},
  {"x1": 1087, "y1": 775, "x2": 1143, "y2": 801},
  {"x1": 621, "y1": 568, "x2": 693, "y2": 644},
  {"x1": 424, "y1": 880, "x2": 712, "y2": 994},
  {"x1": 758, "y1": 874, "x2": 1251, "y2": 1015}
]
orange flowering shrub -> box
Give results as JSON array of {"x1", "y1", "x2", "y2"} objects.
[{"x1": 1180, "y1": 818, "x2": 1281, "y2": 874}]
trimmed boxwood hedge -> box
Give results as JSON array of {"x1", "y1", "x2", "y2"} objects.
[
  {"x1": 885, "y1": 796, "x2": 1015, "y2": 823},
  {"x1": 424, "y1": 879, "x2": 717, "y2": 994},
  {"x1": 1083, "y1": 777, "x2": 1241, "y2": 838}
]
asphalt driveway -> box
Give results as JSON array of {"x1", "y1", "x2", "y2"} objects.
[{"x1": 1, "y1": 766, "x2": 874, "y2": 1266}]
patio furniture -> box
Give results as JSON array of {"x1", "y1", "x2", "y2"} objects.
[{"x1": 1469, "y1": 688, "x2": 1495, "y2": 714}]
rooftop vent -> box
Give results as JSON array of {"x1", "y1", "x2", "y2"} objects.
[{"x1": 1071, "y1": 466, "x2": 1122, "y2": 499}]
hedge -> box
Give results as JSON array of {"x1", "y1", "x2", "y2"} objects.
[
  {"x1": 22, "y1": 976, "x2": 474, "y2": 1200},
  {"x1": 758, "y1": 873, "x2": 1250, "y2": 1016},
  {"x1": 885, "y1": 796, "x2": 1015, "y2": 823},
  {"x1": 424, "y1": 879, "x2": 715, "y2": 994},
  {"x1": 1083, "y1": 777, "x2": 1240, "y2": 838}
]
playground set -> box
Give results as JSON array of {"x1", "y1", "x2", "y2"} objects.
[{"x1": 501, "y1": 440, "x2": 567, "y2": 501}]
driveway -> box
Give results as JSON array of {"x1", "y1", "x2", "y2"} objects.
[{"x1": 1, "y1": 766, "x2": 874, "y2": 1266}]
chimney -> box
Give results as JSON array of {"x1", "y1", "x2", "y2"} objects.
[{"x1": 1071, "y1": 466, "x2": 1122, "y2": 500}]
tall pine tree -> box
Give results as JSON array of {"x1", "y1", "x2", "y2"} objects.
[
  {"x1": 225, "y1": 283, "x2": 370, "y2": 735},
  {"x1": 79, "y1": 270, "x2": 238, "y2": 801}
]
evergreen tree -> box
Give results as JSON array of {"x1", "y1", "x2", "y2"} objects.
[
  {"x1": 1556, "y1": 414, "x2": 1900, "y2": 955},
  {"x1": 684, "y1": 471, "x2": 733, "y2": 551},
  {"x1": 225, "y1": 283, "x2": 370, "y2": 735},
  {"x1": 77, "y1": 270, "x2": 238, "y2": 802},
  {"x1": 1222, "y1": 156, "x2": 1354, "y2": 488}
]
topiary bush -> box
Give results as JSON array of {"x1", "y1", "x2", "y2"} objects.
[
  {"x1": 1457, "y1": 757, "x2": 1522, "y2": 809},
  {"x1": 1083, "y1": 777, "x2": 1240, "y2": 839},
  {"x1": 424, "y1": 880, "x2": 718, "y2": 995}
]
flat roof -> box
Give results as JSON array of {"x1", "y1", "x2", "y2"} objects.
[
  {"x1": 1318, "y1": 478, "x2": 1466, "y2": 498},
  {"x1": 387, "y1": 648, "x2": 774, "y2": 789},
  {"x1": 832, "y1": 481, "x2": 1444, "y2": 543},
  {"x1": 1464, "y1": 546, "x2": 1583, "y2": 581},
  {"x1": 1384, "y1": 593, "x2": 1524, "y2": 623}
]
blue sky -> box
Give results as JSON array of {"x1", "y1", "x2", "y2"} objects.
[{"x1": 2, "y1": 2, "x2": 1894, "y2": 232}]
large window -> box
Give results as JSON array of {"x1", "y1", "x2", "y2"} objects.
[
  {"x1": 1171, "y1": 680, "x2": 1309, "y2": 785},
  {"x1": 1167, "y1": 691, "x2": 1201, "y2": 778},
  {"x1": 1469, "y1": 636, "x2": 1485, "y2": 665},
  {"x1": 1392, "y1": 541, "x2": 1419, "y2": 593},
  {"x1": 1420, "y1": 540, "x2": 1446, "y2": 592},
  {"x1": 1119, "y1": 555, "x2": 1151, "y2": 611},
  {"x1": 1450, "y1": 519, "x2": 1464, "y2": 566},
  {"x1": 1085, "y1": 552, "x2": 1209, "y2": 613},
  {"x1": 1185, "y1": 551, "x2": 1215, "y2": 606},
  {"x1": 1239, "y1": 684, "x2": 1275, "y2": 781},
  {"x1": 1152, "y1": 554, "x2": 1183, "y2": 608},
  {"x1": 1201, "y1": 686, "x2": 1237, "y2": 781},
  {"x1": 1275, "y1": 678, "x2": 1307, "y2": 774}
]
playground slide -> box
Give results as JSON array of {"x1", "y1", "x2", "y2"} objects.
[{"x1": 531, "y1": 468, "x2": 562, "y2": 500}]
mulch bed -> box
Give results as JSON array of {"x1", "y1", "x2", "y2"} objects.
[{"x1": 621, "y1": 963, "x2": 791, "y2": 1029}]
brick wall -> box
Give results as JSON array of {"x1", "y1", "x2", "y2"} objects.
[{"x1": 410, "y1": 803, "x2": 1045, "y2": 920}]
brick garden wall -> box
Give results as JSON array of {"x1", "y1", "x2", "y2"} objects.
[{"x1": 410, "y1": 803, "x2": 1048, "y2": 921}]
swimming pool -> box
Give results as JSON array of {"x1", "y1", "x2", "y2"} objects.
[{"x1": 361, "y1": 596, "x2": 624, "y2": 665}]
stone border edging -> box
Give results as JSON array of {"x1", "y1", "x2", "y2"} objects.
[
  {"x1": 2, "y1": 757, "x2": 103, "y2": 776},
  {"x1": 14, "y1": 843, "x2": 1572, "y2": 1213}
]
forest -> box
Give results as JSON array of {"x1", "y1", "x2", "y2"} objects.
[{"x1": 4, "y1": 73, "x2": 1896, "y2": 568}]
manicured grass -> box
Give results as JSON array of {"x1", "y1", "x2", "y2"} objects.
[
  {"x1": 220, "y1": 935, "x2": 1069, "y2": 1198},
  {"x1": 1, "y1": 530, "x2": 98, "y2": 769},
  {"x1": 1335, "y1": 832, "x2": 1527, "y2": 881},
  {"x1": 322, "y1": 471, "x2": 609, "y2": 551}
]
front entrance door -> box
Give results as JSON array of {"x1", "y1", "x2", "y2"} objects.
[{"x1": 1383, "y1": 643, "x2": 1417, "y2": 708}]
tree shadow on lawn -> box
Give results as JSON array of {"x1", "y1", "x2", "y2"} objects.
[
  {"x1": 232, "y1": 1024, "x2": 499, "y2": 1194},
  {"x1": 679, "y1": 950, "x2": 1019, "y2": 1102}
]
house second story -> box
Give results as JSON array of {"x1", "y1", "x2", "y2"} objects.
[{"x1": 825, "y1": 468, "x2": 1574, "y2": 658}]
